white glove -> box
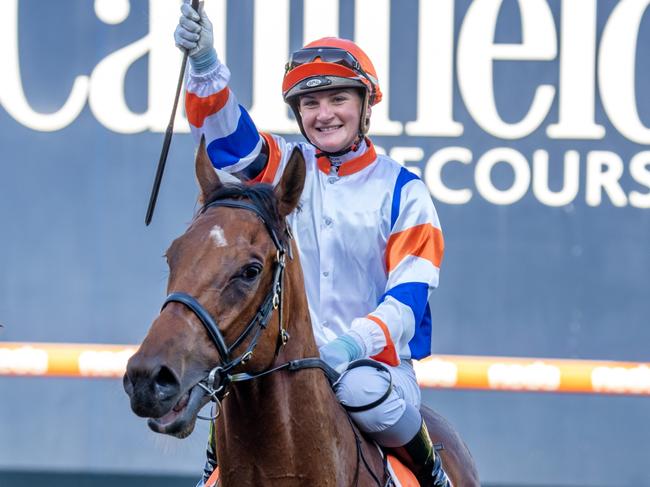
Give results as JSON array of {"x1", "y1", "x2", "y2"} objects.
[{"x1": 174, "y1": 0, "x2": 217, "y2": 73}]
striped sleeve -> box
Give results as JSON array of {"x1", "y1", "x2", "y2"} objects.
[
  {"x1": 360, "y1": 168, "x2": 444, "y2": 365},
  {"x1": 249, "y1": 133, "x2": 286, "y2": 185},
  {"x1": 185, "y1": 62, "x2": 263, "y2": 173}
]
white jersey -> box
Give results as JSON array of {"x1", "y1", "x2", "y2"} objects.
[{"x1": 185, "y1": 61, "x2": 444, "y2": 365}]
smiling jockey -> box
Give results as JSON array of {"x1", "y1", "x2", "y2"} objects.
[{"x1": 175, "y1": 2, "x2": 449, "y2": 486}]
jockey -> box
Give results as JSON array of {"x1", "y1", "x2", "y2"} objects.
[{"x1": 175, "y1": 2, "x2": 448, "y2": 486}]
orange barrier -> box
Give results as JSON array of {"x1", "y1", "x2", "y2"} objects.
[
  {"x1": 413, "y1": 355, "x2": 650, "y2": 395},
  {"x1": 0, "y1": 342, "x2": 137, "y2": 378},
  {"x1": 1, "y1": 342, "x2": 649, "y2": 395}
]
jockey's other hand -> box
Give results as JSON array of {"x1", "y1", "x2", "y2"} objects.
[
  {"x1": 319, "y1": 334, "x2": 364, "y2": 373},
  {"x1": 174, "y1": 0, "x2": 217, "y2": 73}
]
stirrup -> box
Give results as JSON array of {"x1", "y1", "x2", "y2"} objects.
[{"x1": 430, "y1": 451, "x2": 451, "y2": 487}]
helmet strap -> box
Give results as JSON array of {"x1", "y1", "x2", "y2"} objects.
[
  {"x1": 359, "y1": 92, "x2": 370, "y2": 135},
  {"x1": 314, "y1": 135, "x2": 364, "y2": 159}
]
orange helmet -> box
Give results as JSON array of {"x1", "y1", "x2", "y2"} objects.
[{"x1": 282, "y1": 37, "x2": 382, "y2": 144}]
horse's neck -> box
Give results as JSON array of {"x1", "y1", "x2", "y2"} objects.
[
  {"x1": 217, "y1": 368, "x2": 351, "y2": 483},
  {"x1": 216, "y1": 255, "x2": 358, "y2": 485}
]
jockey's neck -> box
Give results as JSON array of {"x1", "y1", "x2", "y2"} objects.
[{"x1": 326, "y1": 137, "x2": 367, "y2": 167}]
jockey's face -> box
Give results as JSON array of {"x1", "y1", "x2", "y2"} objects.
[{"x1": 298, "y1": 89, "x2": 363, "y2": 153}]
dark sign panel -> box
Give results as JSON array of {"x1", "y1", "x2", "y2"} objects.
[{"x1": 1, "y1": 1, "x2": 648, "y2": 485}]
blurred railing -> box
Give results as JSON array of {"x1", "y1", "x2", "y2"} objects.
[{"x1": 1, "y1": 342, "x2": 649, "y2": 395}]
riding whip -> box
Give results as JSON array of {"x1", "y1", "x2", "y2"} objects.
[{"x1": 145, "y1": 0, "x2": 200, "y2": 226}]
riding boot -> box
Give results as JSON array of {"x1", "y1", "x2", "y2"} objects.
[{"x1": 390, "y1": 420, "x2": 451, "y2": 487}]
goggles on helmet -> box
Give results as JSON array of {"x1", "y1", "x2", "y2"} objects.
[
  {"x1": 284, "y1": 47, "x2": 377, "y2": 102},
  {"x1": 286, "y1": 47, "x2": 363, "y2": 73}
]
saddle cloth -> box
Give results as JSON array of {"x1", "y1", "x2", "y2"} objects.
[
  {"x1": 205, "y1": 467, "x2": 219, "y2": 487},
  {"x1": 386, "y1": 454, "x2": 419, "y2": 486}
]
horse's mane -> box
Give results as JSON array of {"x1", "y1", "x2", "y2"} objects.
[{"x1": 199, "y1": 182, "x2": 289, "y2": 248}]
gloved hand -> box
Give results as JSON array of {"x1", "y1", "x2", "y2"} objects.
[
  {"x1": 174, "y1": 0, "x2": 217, "y2": 73},
  {"x1": 319, "y1": 334, "x2": 364, "y2": 373}
]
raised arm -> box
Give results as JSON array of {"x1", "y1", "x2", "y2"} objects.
[{"x1": 175, "y1": 1, "x2": 267, "y2": 178}]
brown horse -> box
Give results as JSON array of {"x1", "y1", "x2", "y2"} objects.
[{"x1": 123, "y1": 141, "x2": 479, "y2": 486}]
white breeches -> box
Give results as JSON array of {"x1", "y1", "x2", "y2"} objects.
[{"x1": 334, "y1": 359, "x2": 422, "y2": 446}]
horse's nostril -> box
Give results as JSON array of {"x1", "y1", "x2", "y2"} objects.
[
  {"x1": 123, "y1": 373, "x2": 133, "y2": 396},
  {"x1": 153, "y1": 365, "x2": 180, "y2": 400}
]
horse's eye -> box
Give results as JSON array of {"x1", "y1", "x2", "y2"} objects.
[{"x1": 240, "y1": 264, "x2": 262, "y2": 281}]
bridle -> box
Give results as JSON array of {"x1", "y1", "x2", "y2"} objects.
[
  {"x1": 161, "y1": 198, "x2": 295, "y2": 406},
  {"x1": 160, "y1": 196, "x2": 391, "y2": 486},
  {"x1": 160, "y1": 198, "x2": 343, "y2": 407}
]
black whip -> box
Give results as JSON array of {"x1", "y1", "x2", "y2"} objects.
[{"x1": 145, "y1": 0, "x2": 200, "y2": 226}]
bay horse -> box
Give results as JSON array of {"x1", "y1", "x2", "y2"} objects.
[{"x1": 123, "y1": 140, "x2": 480, "y2": 486}]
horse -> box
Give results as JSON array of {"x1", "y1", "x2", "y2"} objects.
[{"x1": 123, "y1": 140, "x2": 480, "y2": 486}]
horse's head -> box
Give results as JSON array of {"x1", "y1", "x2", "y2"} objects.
[{"x1": 124, "y1": 139, "x2": 306, "y2": 438}]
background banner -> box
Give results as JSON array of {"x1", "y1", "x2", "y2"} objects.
[{"x1": 1, "y1": 1, "x2": 648, "y2": 485}]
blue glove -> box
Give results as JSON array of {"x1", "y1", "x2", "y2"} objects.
[
  {"x1": 319, "y1": 334, "x2": 364, "y2": 373},
  {"x1": 174, "y1": 0, "x2": 217, "y2": 73}
]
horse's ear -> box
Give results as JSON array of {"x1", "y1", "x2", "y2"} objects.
[
  {"x1": 275, "y1": 147, "x2": 306, "y2": 218},
  {"x1": 195, "y1": 135, "x2": 222, "y2": 204}
]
